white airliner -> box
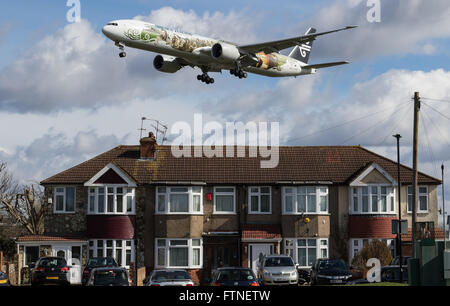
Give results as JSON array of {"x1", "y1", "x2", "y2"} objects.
[{"x1": 102, "y1": 19, "x2": 356, "y2": 84}]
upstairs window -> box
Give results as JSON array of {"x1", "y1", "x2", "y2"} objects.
[
  {"x1": 214, "y1": 187, "x2": 236, "y2": 214},
  {"x1": 407, "y1": 186, "x2": 428, "y2": 213},
  {"x1": 350, "y1": 185, "x2": 395, "y2": 214},
  {"x1": 156, "y1": 186, "x2": 202, "y2": 214},
  {"x1": 282, "y1": 187, "x2": 328, "y2": 214},
  {"x1": 248, "y1": 187, "x2": 271, "y2": 214},
  {"x1": 88, "y1": 186, "x2": 135, "y2": 215},
  {"x1": 54, "y1": 187, "x2": 76, "y2": 213}
]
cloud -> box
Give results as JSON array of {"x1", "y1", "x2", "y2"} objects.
[
  {"x1": 294, "y1": 0, "x2": 450, "y2": 60},
  {"x1": 0, "y1": 129, "x2": 127, "y2": 184}
]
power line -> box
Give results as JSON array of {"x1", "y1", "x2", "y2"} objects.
[
  {"x1": 422, "y1": 97, "x2": 450, "y2": 104},
  {"x1": 285, "y1": 100, "x2": 411, "y2": 144},
  {"x1": 421, "y1": 101, "x2": 450, "y2": 121},
  {"x1": 420, "y1": 111, "x2": 438, "y2": 178},
  {"x1": 377, "y1": 103, "x2": 411, "y2": 146}
]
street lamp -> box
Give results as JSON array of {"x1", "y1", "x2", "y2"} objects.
[{"x1": 393, "y1": 134, "x2": 403, "y2": 283}]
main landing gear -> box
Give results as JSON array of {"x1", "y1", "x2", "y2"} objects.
[
  {"x1": 197, "y1": 73, "x2": 214, "y2": 84},
  {"x1": 116, "y1": 42, "x2": 126, "y2": 58},
  {"x1": 230, "y1": 68, "x2": 247, "y2": 79}
]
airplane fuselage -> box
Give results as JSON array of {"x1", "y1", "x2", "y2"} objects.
[{"x1": 102, "y1": 19, "x2": 315, "y2": 77}]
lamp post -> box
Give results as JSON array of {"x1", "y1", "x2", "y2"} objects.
[
  {"x1": 393, "y1": 134, "x2": 403, "y2": 283},
  {"x1": 442, "y1": 164, "x2": 446, "y2": 249}
]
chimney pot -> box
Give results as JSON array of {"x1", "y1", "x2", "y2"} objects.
[{"x1": 140, "y1": 132, "x2": 157, "y2": 159}]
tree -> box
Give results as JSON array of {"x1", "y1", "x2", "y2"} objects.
[
  {"x1": 0, "y1": 162, "x2": 49, "y2": 235},
  {"x1": 351, "y1": 239, "x2": 393, "y2": 271}
]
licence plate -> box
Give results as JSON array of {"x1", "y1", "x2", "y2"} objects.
[
  {"x1": 46, "y1": 276, "x2": 59, "y2": 280},
  {"x1": 0, "y1": 279, "x2": 7, "y2": 284},
  {"x1": 330, "y1": 279, "x2": 342, "y2": 284}
]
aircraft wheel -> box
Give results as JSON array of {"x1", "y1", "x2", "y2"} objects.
[
  {"x1": 197, "y1": 75, "x2": 202, "y2": 80},
  {"x1": 119, "y1": 52, "x2": 126, "y2": 58},
  {"x1": 230, "y1": 69, "x2": 235, "y2": 75},
  {"x1": 243, "y1": 72, "x2": 248, "y2": 78},
  {"x1": 210, "y1": 78, "x2": 215, "y2": 84}
]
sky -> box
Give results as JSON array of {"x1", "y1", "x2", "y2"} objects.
[{"x1": 0, "y1": 0, "x2": 449, "y2": 222}]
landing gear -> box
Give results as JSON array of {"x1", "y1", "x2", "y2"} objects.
[
  {"x1": 115, "y1": 42, "x2": 126, "y2": 58},
  {"x1": 197, "y1": 73, "x2": 214, "y2": 84},
  {"x1": 230, "y1": 68, "x2": 247, "y2": 79}
]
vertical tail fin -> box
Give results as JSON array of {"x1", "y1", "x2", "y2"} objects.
[{"x1": 288, "y1": 27, "x2": 316, "y2": 64}]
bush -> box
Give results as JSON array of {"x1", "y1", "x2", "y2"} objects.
[
  {"x1": 0, "y1": 238, "x2": 16, "y2": 261},
  {"x1": 351, "y1": 239, "x2": 392, "y2": 271}
]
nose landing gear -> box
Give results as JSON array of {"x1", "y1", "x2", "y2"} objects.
[
  {"x1": 230, "y1": 69, "x2": 247, "y2": 79},
  {"x1": 115, "y1": 42, "x2": 126, "y2": 58},
  {"x1": 197, "y1": 73, "x2": 214, "y2": 84}
]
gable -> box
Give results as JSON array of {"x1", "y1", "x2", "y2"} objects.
[
  {"x1": 349, "y1": 162, "x2": 397, "y2": 186},
  {"x1": 359, "y1": 169, "x2": 391, "y2": 184},
  {"x1": 84, "y1": 163, "x2": 136, "y2": 187},
  {"x1": 93, "y1": 168, "x2": 127, "y2": 184}
]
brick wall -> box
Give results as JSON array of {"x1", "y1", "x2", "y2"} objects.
[{"x1": 349, "y1": 215, "x2": 397, "y2": 238}]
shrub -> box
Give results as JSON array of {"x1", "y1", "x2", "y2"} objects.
[{"x1": 351, "y1": 239, "x2": 393, "y2": 271}]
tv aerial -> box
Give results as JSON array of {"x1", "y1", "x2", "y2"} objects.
[{"x1": 138, "y1": 117, "x2": 168, "y2": 145}]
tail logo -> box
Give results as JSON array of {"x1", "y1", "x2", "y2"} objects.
[{"x1": 299, "y1": 43, "x2": 311, "y2": 57}]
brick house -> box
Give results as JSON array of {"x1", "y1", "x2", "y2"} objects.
[{"x1": 16, "y1": 135, "x2": 442, "y2": 284}]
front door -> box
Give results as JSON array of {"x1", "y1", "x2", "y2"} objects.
[
  {"x1": 250, "y1": 244, "x2": 273, "y2": 276},
  {"x1": 52, "y1": 245, "x2": 82, "y2": 284}
]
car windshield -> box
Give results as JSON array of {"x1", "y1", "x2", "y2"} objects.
[
  {"x1": 87, "y1": 258, "x2": 116, "y2": 267},
  {"x1": 39, "y1": 258, "x2": 66, "y2": 268},
  {"x1": 151, "y1": 271, "x2": 191, "y2": 282},
  {"x1": 217, "y1": 269, "x2": 255, "y2": 281},
  {"x1": 264, "y1": 257, "x2": 294, "y2": 267},
  {"x1": 318, "y1": 259, "x2": 347, "y2": 271},
  {"x1": 93, "y1": 270, "x2": 128, "y2": 286}
]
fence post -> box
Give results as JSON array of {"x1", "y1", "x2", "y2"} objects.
[{"x1": 0, "y1": 251, "x2": 3, "y2": 271}]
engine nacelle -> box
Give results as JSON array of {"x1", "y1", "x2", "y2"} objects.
[
  {"x1": 211, "y1": 42, "x2": 240, "y2": 63},
  {"x1": 153, "y1": 55, "x2": 182, "y2": 73}
]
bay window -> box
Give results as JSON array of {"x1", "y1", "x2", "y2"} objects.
[
  {"x1": 350, "y1": 185, "x2": 395, "y2": 214},
  {"x1": 89, "y1": 239, "x2": 134, "y2": 268},
  {"x1": 248, "y1": 187, "x2": 271, "y2": 214},
  {"x1": 407, "y1": 186, "x2": 428, "y2": 213},
  {"x1": 282, "y1": 187, "x2": 328, "y2": 214},
  {"x1": 88, "y1": 186, "x2": 135, "y2": 215},
  {"x1": 155, "y1": 238, "x2": 203, "y2": 268},
  {"x1": 156, "y1": 186, "x2": 203, "y2": 214},
  {"x1": 214, "y1": 187, "x2": 235, "y2": 214},
  {"x1": 284, "y1": 238, "x2": 329, "y2": 268},
  {"x1": 54, "y1": 186, "x2": 76, "y2": 213}
]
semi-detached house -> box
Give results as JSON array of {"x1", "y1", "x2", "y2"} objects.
[{"x1": 16, "y1": 134, "x2": 442, "y2": 284}]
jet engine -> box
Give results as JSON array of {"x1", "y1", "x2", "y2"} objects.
[
  {"x1": 153, "y1": 55, "x2": 182, "y2": 73},
  {"x1": 211, "y1": 42, "x2": 240, "y2": 63}
]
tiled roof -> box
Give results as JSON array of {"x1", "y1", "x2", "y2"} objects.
[
  {"x1": 401, "y1": 228, "x2": 446, "y2": 241},
  {"x1": 41, "y1": 145, "x2": 441, "y2": 185},
  {"x1": 17, "y1": 235, "x2": 87, "y2": 242},
  {"x1": 242, "y1": 224, "x2": 281, "y2": 239}
]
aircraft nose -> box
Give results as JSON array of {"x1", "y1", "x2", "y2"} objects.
[{"x1": 102, "y1": 25, "x2": 111, "y2": 37}]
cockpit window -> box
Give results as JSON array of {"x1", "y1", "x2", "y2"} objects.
[{"x1": 107, "y1": 23, "x2": 118, "y2": 26}]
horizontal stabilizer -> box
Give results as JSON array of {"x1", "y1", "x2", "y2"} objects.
[{"x1": 302, "y1": 61, "x2": 349, "y2": 69}]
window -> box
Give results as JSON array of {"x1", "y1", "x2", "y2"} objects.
[
  {"x1": 407, "y1": 186, "x2": 428, "y2": 213},
  {"x1": 155, "y1": 238, "x2": 203, "y2": 268},
  {"x1": 214, "y1": 187, "x2": 235, "y2": 214},
  {"x1": 350, "y1": 238, "x2": 395, "y2": 262},
  {"x1": 249, "y1": 187, "x2": 271, "y2": 214},
  {"x1": 282, "y1": 187, "x2": 328, "y2": 214},
  {"x1": 88, "y1": 240, "x2": 134, "y2": 268},
  {"x1": 156, "y1": 186, "x2": 203, "y2": 214},
  {"x1": 88, "y1": 187, "x2": 135, "y2": 215},
  {"x1": 24, "y1": 246, "x2": 39, "y2": 266},
  {"x1": 54, "y1": 187, "x2": 76, "y2": 213},
  {"x1": 284, "y1": 238, "x2": 328, "y2": 268},
  {"x1": 350, "y1": 185, "x2": 395, "y2": 214}
]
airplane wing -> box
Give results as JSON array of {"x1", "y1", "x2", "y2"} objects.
[
  {"x1": 302, "y1": 61, "x2": 349, "y2": 69},
  {"x1": 238, "y1": 26, "x2": 357, "y2": 53}
]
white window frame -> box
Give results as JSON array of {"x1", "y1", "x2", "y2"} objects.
[
  {"x1": 88, "y1": 239, "x2": 135, "y2": 269},
  {"x1": 350, "y1": 185, "x2": 396, "y2": 215},
  {"x1": 407, "y1": 185, "x2": 429, "y2": 213},
  {"x1": 155, "y1": 238, "x2": 203, "y2": 269},
  {"x1": 248, "y1": 186, "x2": 272, "y2": 214},
  {"x1": 213, "y1": 186, "x2": 236, "y2": 215},
  {"x1": 53, "y1": 186, "x2": 76, "y2": 214},
  {"x1": 283, "y1": 238, "x2": 329, "y2": 268},
  {"x1": 88, "y1": 186, "x2": 135, "y2": 215},
  {"x1": 282, "y1": 186, "x2": 329, "y2": 215},
  {"x1": 155, "y1": 186, "x2": 203, "y2": 215},
  {"x1": 349, "y1": 238, "x2": 395, "y2": 263}
]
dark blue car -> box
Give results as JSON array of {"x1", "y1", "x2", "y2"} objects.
[{"x1": 210, "y1": 267, "x2": 259, "y2": 286}]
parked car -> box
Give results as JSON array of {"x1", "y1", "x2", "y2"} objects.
[
  {"x1": 144, "y1": 269, "x2": 195, "y2": 286},
  {"x1": 380, "y1": 256, "x2": 410, "y2": 283},
  {"x1": 82, "y1": 257, "x2": 118, "y2": 285},
  {"x1": 310, "y1": 258, "x2": 352, "y2": 285},
  {"x1": 31, "y1": 257, "x2": 71, "y2": 286},
  {"x1": 86, "y1": 267, "x2": 131, "y2": 286},
  {"x1": 0, "y1": 271, "x2": 10, "y2": 286},
  {"x1": 258, "y1": 255, "x2": 298, "y2": 286},
  {"x1": 296, "y1": 267, "x2": 311, "y2": 284},
  {"x1": 210, "y1": 267, "x2": 259, "y2": 286}
]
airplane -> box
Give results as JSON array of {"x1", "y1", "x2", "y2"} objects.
[{"x1": 102, "y1": 19, "x2": 357, "y2": 84}]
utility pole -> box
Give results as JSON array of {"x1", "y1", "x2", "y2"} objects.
[
  {"x1": 412, "y1": 92, "x2": 420, "y2": 258},
  {"x1": 393, "y1": 134, "x2": 403, "y2": 282},
  {"x1": 443, "y1": 164, "x2": 446, "y2": 249}
]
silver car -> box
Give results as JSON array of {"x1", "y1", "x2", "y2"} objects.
[
  {"x1": 258, "y1": 255, "x2": 298, "y2": 286},
  {"x1": 145, "y1": 269, "x2": 195, "y2": 286}
]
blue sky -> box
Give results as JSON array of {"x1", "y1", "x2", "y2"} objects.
[{"x1": 0, "y1": 0, "x2": 450, "y2": 217}]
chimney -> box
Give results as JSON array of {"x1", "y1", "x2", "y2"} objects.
[{"x1": 140, "y1": 132, "x2": 157, "y2": 160}]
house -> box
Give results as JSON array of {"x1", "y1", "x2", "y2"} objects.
[{"x1": 16, "y1": 135, "x2": 442, "y2": 284}]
